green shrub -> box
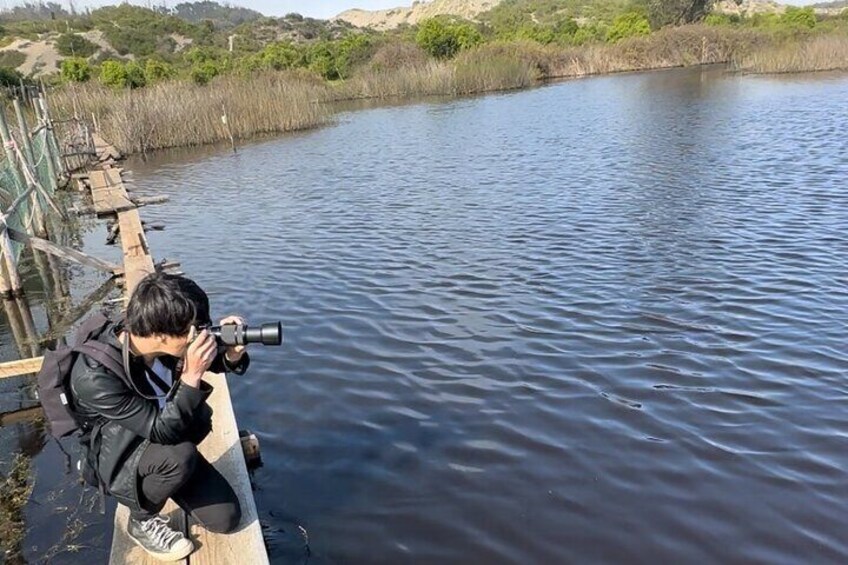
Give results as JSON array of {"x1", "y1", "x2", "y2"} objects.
[
  {"x1": 55, "y1": 33, "x2": 98, "y2": 57},
  {"x1": 607, "y1": 12, "x2": 651, "y2": 43},
  {"x1": 569, "y1": 23, "x2": 607, "y2": 46},
  {"x1": 99, "y1": 60, "x2": 146, "y2": 89},
  {"x1": 416, "y1": 17, "x2": 482, "y2": 59},
  {"x1": 256, "y1": 41, "x2": 304, "y2": 70},
  {"x1": 61, "y1": 57, "x2": 92, "y2": 82},
  {"x1": 0, "y1": 66, "x2": 22, "y2": 87},
  {"x1": 307, "y1": 41, "x2": 338, "y2": 80},
  {"x1": 704, "y1": 13, "x2": 734, "y2": 26},
  {"x1": 191, "y1": 60, "x2": 220, "y2": 85},
  {"x1": 0, "y1": 50, "x2": 25, "y2": 69},
  {"x1": 335, "y1": 34, "x2": 374, "y2": 78},
  {"x1": 781, "y1": 7, "x2": 817, "y2": 29},
  {"x1": 144, "y1": 58, "x2": 176, "y2": 82}
]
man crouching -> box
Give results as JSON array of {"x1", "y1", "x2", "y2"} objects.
[{"x1": 70, "y1": 272, "x2": 249, "y2": 561}]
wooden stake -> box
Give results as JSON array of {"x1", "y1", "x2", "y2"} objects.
[
  {"x1": 2, "y1": 297, "x2": 28, "y2": 358},
  {"x1": 36, "y1": 97, "x2": 63, "y2": 183},
  {"x1": 15, "y1": 294, "x2": 39, "y2": 358},
  {"x1": 221, "y1": 104, "x2": 236, "y2": 154}
]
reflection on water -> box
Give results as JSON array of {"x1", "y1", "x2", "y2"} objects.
[{"x1": 3, "y1": 67, "x2": 848, "y2": 563}]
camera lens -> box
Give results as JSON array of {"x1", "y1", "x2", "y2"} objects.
[{"x1": 244, "y1": 322, "x2": 282, "y2": 346}]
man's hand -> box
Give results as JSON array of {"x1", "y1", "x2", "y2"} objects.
[
  {"x1": 220, "y1": 315, "x2": 247, "y2": 364},
  {"x1": 182, "y1": 326, "x2": 217, "y2": 388}
]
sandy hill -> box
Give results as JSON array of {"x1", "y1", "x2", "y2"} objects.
[{"x1": 335, "y1": 0, "x2": 501, "y2": 30}]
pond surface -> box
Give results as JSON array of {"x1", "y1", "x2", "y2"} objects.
[{"x1": 2, "y1": 67, "x2": 847, "y2": 563}]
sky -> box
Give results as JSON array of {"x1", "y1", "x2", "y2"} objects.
[{"x1": 0, "y1": 0, "x2": 826, "y2": 21}]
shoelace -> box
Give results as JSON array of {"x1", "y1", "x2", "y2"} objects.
[{"x1": 141, "y1": 515, "x2": 184, "y2": 549}]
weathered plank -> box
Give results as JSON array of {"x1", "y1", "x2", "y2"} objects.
[
  {"x1": 0, "y1": 356, "x2": 43, "y2": 379},
  {"x1": 6, "y1": 226, "x2": 122, "y2": 275},
  {"x1": 189, "y1": 372, "x2": 268, "y2": 565},
  {"x1": 117, "y1": 206, "x2": 155, "y2": 295},
  {"x1": 89, "y1": 170, "x2": 134, "y2": 215}
]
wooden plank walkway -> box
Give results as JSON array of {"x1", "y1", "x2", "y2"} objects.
[{"x1": 86, "y1": 135, "x2": 269, "y2": 564}]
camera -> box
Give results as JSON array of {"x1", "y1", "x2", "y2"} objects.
[{"x1": 204, "y1": 322, "x2": 283, "y2": 347}]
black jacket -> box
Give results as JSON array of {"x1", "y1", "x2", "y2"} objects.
[{"x1": 69, "y1": 321, "x2": 249, "y2": 511}]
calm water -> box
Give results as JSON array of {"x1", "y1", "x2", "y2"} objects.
[{"x1": 3, "y1": 67, "x2": 848, "y2": 563}]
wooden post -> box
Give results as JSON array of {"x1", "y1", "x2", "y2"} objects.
[
  {"x1": 0, "y1": 250, "x2": 12, "y2": 299},
  {"x1": 1, "y1": 297, "x2": 28, "y2": 358},
  {"x1": 0, "y1": 232, "x2": 23, "y2": 297},
  {"x1": 14, "y1": 294, "x2": 39, "y2": 358},
  {"x1": 12, "y1": 99, "x2": 48, "y2": 238},
  {"x1": 221, "y1": 104, "x2": 236, "y2": 154},
  {"x1": 36, "y1": 97, "x2": 64, "y2": 183}
]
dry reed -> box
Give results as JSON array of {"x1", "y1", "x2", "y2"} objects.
[
  {"x1": 732, "y1": 34, "x2": 848, "y2": 74},
  {"x1": 52, "y1": 71, "x2": 330, "y2": 154}
]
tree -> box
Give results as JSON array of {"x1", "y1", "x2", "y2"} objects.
[
  {"x1": 61, "y1": 57, "x2": 92, "y2": 82},
  {"x1": 416, "y1": 18, "x2": 482, "y2": 59}
]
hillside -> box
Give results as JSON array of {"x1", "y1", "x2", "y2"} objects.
[
  {"x1": 335, "y1": 0, "x2": 501, "y2": 30},
  {"x1": 0, "y1": 3, "x2": 353, "y2": 78}
]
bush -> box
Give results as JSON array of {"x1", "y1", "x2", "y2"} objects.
[
  {"x1": 607, "y1": 12, "x2": 652, "y2": 43},
  {"x1": 781, "y1": 7, "x2": 817, "y2": 29},
  {"x1": 55, "y1": 33, "x2": 98, "y2": 57},
  {"x1": 416, "y1": 17, "x2": 482, "y2": 59},
  {"x1": 0, "y1": 50, "x2": 25, "y2": 69},
  {"x1": 306, "y1": 41, "x2": 338, "y2": 80},
  {"x1": 0, "y1": 66, "x2": 22, "y2": 87},
  {"x1": 704, "y1": 13, "x2": 734, "y2": 26},
  {"x1": 367, "y1": 40, "x2": 429, "y2": 72},
  {"x1": 61, "y1": 57, "x2": 92, "y2": 82},
  {"x1": 191, "y1": 60, "x2": 220, "y2": 85},
  {"x1": 100, "y1": 60, "x2": 146, "y2": 89},
  {"x1": 144, "y1": 58, "x2": 176, "y2": 82},
  {"x1": 255, "y1": 41, "x2": 304, "y2": 70}
]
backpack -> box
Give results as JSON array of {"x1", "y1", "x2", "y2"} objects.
[{"x1": 36, "y1": 312, "x2": 126, "y2": 439}]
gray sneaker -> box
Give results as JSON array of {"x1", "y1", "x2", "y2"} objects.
[{"x1": 127, "y1": 514, "x2": 195, "y2": 561}]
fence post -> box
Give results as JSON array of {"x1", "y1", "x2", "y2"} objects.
[
  {"x1": 36, "y1": 97, "x2": 65, "y2": 183},
  {"x1": 12, "y1": 99, "x2": 48, "y2": 238},
  {"x1": 0, "y1": 226, "x2": 23, "y2": 297}
]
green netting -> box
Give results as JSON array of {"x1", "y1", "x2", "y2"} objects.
[
  {"x1": 0, "y1": 153, "x2": 29, "y2": 263},
  {"x1": 0, "y1": 122, "x2": 65, "y2": 264},
  {"x1": 31, "y1": 129, "x2": 57, "y2": 196}
]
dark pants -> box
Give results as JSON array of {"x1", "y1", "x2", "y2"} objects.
[{"x1": 132, "y1": 442, "x2": 242, "y2": 534}]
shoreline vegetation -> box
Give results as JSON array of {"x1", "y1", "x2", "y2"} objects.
[{"x1": 37, "y1": 4, "x2": 848, "y2": 155}]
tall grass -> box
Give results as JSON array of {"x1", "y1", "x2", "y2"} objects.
[
  {"x1": 52, "y1": 71, "x2": 330, "y2": 154},
  {"x1": 732, "y1": 35, "x2": 848, "y2": 73}
]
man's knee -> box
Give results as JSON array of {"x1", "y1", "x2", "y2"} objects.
[
  {"x1": 169, "y1": 442, "x2": 198, "y2": 479},
  {"x1": 200, "y1": 501, "x2": 242, "y2": 534}
]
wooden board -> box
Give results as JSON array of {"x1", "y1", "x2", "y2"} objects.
[
  {"x1": 89, "y1": 170, "x2": 134, "y2": 215},
  {"x1": 0, "y1": 356, "x2": 43, "y2": 379},
  {"x1": 188, "y1": 372, "x2": 268, "y2": 565},
  {"x1": 108, "y1": 373, "x2": 268, "y2": 565},
  {"x1": 117, "y1": 206, "x2": 155, "y2": 295}
]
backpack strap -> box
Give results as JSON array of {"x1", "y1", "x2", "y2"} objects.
[{"x1": 74, "y1": 342, "x2": 126, "y2": 381}]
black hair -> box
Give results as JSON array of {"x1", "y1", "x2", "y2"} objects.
[{"x1": 125, "y1": 272, "x2": 211, "y2": 337}]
